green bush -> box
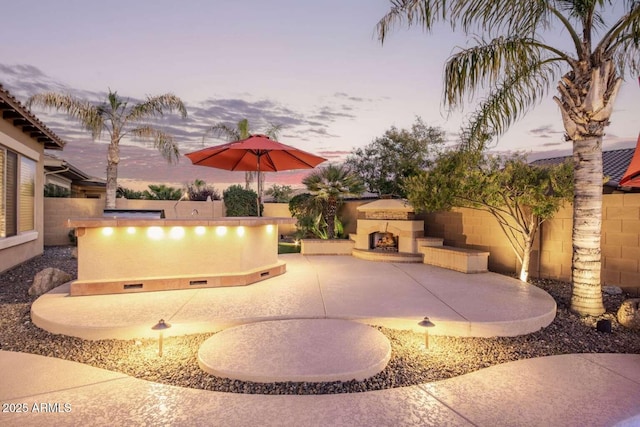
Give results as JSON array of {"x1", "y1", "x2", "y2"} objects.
[
  {"x1": 117, "y1": 187, "x2": 145, "y2": 199},
  {"x1": 288, "y1": 193, "x2": 344, "y2": 239},
  {"x1": 44, "y1": 184, "x2": 70, "y2": 198},
  {"x1": 68, "y1": 228, "x2": 77, "y2": 246},
  {"x1": 265, "y1": 184, "x2": 294, "y2": 202},
  {"x1": 143, "y1": 184, "x2": 183, "y2": 200},
  {"x1": 223, "y1": 185, "x2": 260, "y2": 216}
]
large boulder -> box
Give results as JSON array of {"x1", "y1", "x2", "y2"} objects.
[
  {"x1": 28, "y1": 268, "x2": 72, "y2": 296},
  {"x1": 617, "y1": 299, "x2": 640, "y2": 330}
]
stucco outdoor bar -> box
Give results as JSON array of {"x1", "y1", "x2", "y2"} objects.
[{"x1": 67, "y1": 216, "x2": 295, "y2": 296}]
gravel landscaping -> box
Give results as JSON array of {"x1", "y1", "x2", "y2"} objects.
[{"x1": 1, "y1": 246, "x2": 639, "y2": 395}]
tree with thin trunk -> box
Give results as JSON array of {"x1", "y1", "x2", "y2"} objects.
[
  {"x1": 302, "y1": 165, "x2": 365, "y2": 239},
  {"x1": 203, "y1": 118, "x2": 282, "y2": 190},
  {"x1": 405, "y1": 149, "x2": 573, "y2": 282},
  {"x1": 27, "y1": 90, "x2": 187, "y2": 208},
  {"x1": 377, "y1": 0, "x2": 640, "y2": 316},
  {"x1": 345, "y1": 116, "x2": 446, "y2": 198}
]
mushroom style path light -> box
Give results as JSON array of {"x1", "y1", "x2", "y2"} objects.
[
  {"x1": 152, "y1": 319, "x2": 171, "y2": 357},
  {"x1": 418, "y1": 316, "x2": 436, "y2": 349}
]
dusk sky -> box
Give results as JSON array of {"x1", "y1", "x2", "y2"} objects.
[{"x1": 1, "y1": 1, "x2": 638, "y2": 190}]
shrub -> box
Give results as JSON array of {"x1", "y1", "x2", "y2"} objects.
[
  {"x1": 223, "y1": 184, "x2": 260, "y2": 216},
  {"x1": 117, "y1": 187, "x2": 145, "y2": 199},
  {"x1": 186, "y1": 180, "x2": 221, "y2": 201},
  {"x1": 265, "y1": 184, "x2": 294, "y2": 203},
  {"x1": 44, "y1": 184, "x2": 70, "y2": 198}
]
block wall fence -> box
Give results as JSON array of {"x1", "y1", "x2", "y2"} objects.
[
  {"x1": 44, "y1": 194, "x2": 640, "y2": 293},
  {"x1": 423, "y1": 193, "x2": 640, "y2": 295}
]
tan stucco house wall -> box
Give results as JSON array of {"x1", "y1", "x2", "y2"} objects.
[{"x1": 0, "y1": 85, "x2": 65, "y2": 273}]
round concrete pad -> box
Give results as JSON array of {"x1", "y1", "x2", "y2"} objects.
[{"x1": 198, "y1": 319, "x2": 391, "y2": 383}]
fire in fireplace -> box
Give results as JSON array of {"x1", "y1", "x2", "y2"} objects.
[{"x1": 370, "y1": 232, "x2": 398, "y2": 252}]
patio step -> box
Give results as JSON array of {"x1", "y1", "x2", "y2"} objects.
[
  {"x1": 420, "y1": 245, "x2": 489, "y2": 273},
  {"x1": 352, "y1": 248, "x2": 423, "y2": 263}
]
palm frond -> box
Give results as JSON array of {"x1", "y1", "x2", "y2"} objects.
[
  {"x1": 600, "y1": 2, "x2": 640, "y2": 69},
  {"x1": 26, "y1": 92, "x2": 104, "y2": 140},
  {"x1": 452, "y1": 0, "x2": 549, "y2": 35},
  {"x1": 444, "y1": 36, "x2": 563, "y2": 107},
  {"x1": 127, "y1": 93, "x2": 187, "y2": 122},
  {"x1": 460, "y1": 60, "x2": 562, "y2": 149},
  {"x1": 265, "y1": 123, "x2": 284, "y2": 140},
  {"x1": 130, "y1": 126, "x2": 180, "y2": 164},
  {"x1": 376, "y1": 0, "x2": 448, "y2": 43},
  {"x1": 202, "y1": 123, "x2": 241, "y2": 144}
]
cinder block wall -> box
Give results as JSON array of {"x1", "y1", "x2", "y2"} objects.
[
  {"x1": 425, "y1": 194, "x2": 640, "y2": 293},
  {"x1": 262, "y1": 203, "x2": 295, "y2": 235},
  {"x1": 425, "y1": 208, "x2": 521, "y2": 274},
  {"x1": 44, "y1": 198, "x2": 104, "y2": 245},
  {"x1": 601, "y1": 194, "x2": 640, "y2": 293}
]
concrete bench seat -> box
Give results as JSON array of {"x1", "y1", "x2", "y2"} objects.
[{"x1": 419, "y1": 245, "x2": 489, "y2": 273}]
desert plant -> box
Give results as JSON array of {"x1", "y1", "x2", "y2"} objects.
[
  {"x1": 302, "y1": 165, "x2": 364, "y2": 239},
  {"x1": 186, "y1": 179, "x2": 221, "y2": 201},
  {"x1": 143, "y1": 184, "x2": 183, "y2": 200},
  {"x1": 289, "y1": 192, "x2": 345, "y2": 239},
  {"x1": 117, "y1": 187, "x2": 145, "y2": 199}
]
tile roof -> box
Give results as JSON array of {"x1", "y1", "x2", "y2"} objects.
[
  {"x1": 530, "y1": 148, "x2": 636, "y2": 188},
  {"x1": 0, "y1": 83, "x2": 65, "y2": 150}
]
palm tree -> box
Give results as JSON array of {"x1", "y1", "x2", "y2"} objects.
[
  {"x1": 302, "y1": 165, "x2": 365, "y2": 239},
  {"x1": 27, "y1": 89, "x2": 187, "y2": 208},
  {"x1": 203, "y1": 118, "x2": 282, "y2": 190},
  {"x1": 377, "y1": 1, "x2": 640, "y2": 316}
]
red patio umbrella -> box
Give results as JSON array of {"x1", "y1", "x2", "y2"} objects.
[
  {"x1": 185, "y1": 134, "x2": 327, "y2": 215},
  {"x1": 619, "y1": 133, "x2": 640, "y2": 188},
  {"x1": 619, "y1": 77, "x2": 640, "y2": 188}
]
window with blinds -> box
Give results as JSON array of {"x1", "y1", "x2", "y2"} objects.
[
  {"x1": 0, "y1": 148, "x2": 4, "y2": 237},
  {"x1": 0, "y1": 146, "x2": 35, "y2": 238},
  {"x1": 19, "y1": 156, "x2": 35, "y2": 232},
  {"x1": 5, "y1": 150, "x2": 18, "y2": 237}
]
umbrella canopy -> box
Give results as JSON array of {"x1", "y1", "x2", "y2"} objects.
[
  {"x1": 619, "y1": 133, "x2": 640, "y2": 188},
  {"x1": 185, "y1": 134, "x2": 327, "y2": 215},
  {"x1": 185, "y1": 134, "x2": 327, "y2": 172}
]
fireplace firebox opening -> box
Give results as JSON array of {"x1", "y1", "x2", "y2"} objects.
[{"x1": 370, "y1": 232, "x2": 398, "y2": 252}]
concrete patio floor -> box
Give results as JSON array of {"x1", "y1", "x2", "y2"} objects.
[
  {"x1": 2, "y1": 254, "x2": 638, "y2": 426},
  {"x1": 31, "y1": 254, "x2": 557, "y2": 340}
]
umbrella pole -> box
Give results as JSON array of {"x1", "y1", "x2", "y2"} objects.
[{"x1": 257, "y1": 158, "x2": 261, "y2": 217}]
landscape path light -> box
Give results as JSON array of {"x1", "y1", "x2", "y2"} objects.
[
  {"x1": 152, "y1": 319, "x2": 171, "y2": 357},
  {"x1": 418, "y1": 316, "x2": 436, "y2": 349}
]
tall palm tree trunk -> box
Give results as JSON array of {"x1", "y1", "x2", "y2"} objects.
[
  {"x1": 570, "y1": 138, "x2": 605, "y2": 316},
  {"x1": 105, "y1": 142, "x2": 120, "y2": 209}
]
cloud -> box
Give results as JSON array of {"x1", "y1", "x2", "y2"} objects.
[
  {"x1": 317, "y1": 150, "x2": 351, "y2": 159},
  {"x1": 528, "y1": 124, "x2": 564, "y2": 139},
  {"x1": 3, "y1": 63, "x2": 354, "y2": 185},
  {"x1": 333, "y1": 92, "x2": 371, "y2": 103}
]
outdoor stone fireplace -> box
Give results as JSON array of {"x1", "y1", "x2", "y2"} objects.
[{"x1": 352, "y1": 199, "x2": 424, "y2": 262}]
